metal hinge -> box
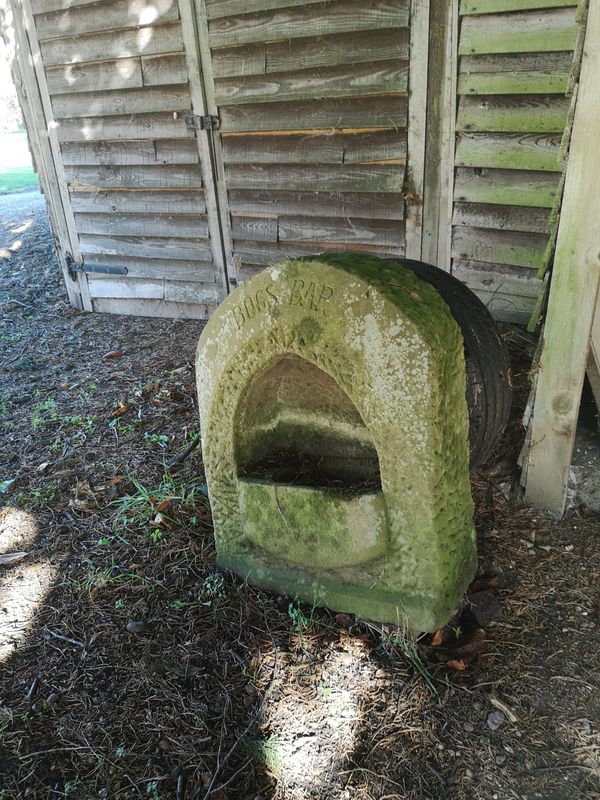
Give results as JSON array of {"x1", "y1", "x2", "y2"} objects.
[
  {"x1": 184, "y1": 113, "x2": 220, "y2": 131},
  {"x1": 66, "y1": 253, "x2": 128, "y2": 280}
]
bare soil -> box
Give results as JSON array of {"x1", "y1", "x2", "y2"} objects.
[{"x1": 0, "y1": 191, "x2": 599, "y2": 800}]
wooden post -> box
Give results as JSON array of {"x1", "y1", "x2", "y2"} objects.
[
  {"x1": 405, "y1": 0, "x2": 430, "y2": 261},
  {"x1": 525, "y1": 0, "x2": 600, "y2": 514}
]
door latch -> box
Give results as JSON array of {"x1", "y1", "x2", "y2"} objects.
[{"x1": 184, "y1": 113, "x2": 220, "y2": 131}]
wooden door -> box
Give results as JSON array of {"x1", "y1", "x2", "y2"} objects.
[
  {"x1": 190, "y1": 0, "x2": 412, "y2": 285},
  {"x1": 12, "y1": 0, "x2": 231, "y2": 318}
]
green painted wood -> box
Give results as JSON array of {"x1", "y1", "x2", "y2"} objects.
[
  {"x1": 454, "y1": 167, "x2": 559, "y2": 207},
  {"x1": 455, "y1": 132, "x2": 562, "y2": 171},
  {"x1": 215, "y1": 60, "x2": 407, "y2": 105},
  {"x1": 207, "y1": 0, "x2": 408, "y2": 49},
  {"x1": 460, "y1": 0, "x2": 578, "y2": 14},
  {"x1": 456, "y1": 95, "x2": 569, "y2": 132},
  {"x1": 452, "y1": 226, "x2": 548, "y2": 269},
  {"x1": 458, "y1": 71, "x2": 569, "y2": 94},
  {"x1": 225, "y1": 163, "x2": 405, "y2": 193},
  {"x1": 460, "y1": 8, "x2": 578, "y2": 56}
]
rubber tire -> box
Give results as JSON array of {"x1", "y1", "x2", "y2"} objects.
[{"x1": 385, "y1": 258, "x2": 512, "y2": 469}]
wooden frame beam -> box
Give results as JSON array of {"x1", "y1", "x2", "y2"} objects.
[{"x1": 524, "y1": 0, "x2": 600, "y2": 514}]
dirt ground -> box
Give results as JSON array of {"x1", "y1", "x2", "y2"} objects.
[{"x1": 0, "y1": 190, "x2": 599, "y2": 800}]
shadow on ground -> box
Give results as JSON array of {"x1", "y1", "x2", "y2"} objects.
[{"x1": 0, "y1": 192, "x2": 599, "y2": 799}]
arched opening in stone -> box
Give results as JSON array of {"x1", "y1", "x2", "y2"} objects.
[{"x1": 234, "y1": 353, "x2": 381, "y2": 491}]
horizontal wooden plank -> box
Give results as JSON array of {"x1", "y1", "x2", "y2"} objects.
[
  {"x1": 459, "y1": 8, "x2": 578, "y2": 55},
  {"x1": 92, "y1": 297, "x2": 212, "y2": 319},
  {"x1": 228, "y1": 189, "x2": 405, "y2": 220},
  {"x1": 70, "y1": 190, "x2": 205, "y2": 214},
  {"x1": 75, "y1": 212, "x2": 208, "y2": 238},
  {"x1": 456, "y1": 284, "x2": 537, "y2": 323},
  {"x1": 46, "y1": 58, "x2": 143, "y2": 95},
  {"x1": 88, "y1": 276, "x2": 220, "y2": 304},
  {"x1": 212, "y1": 28, "x2": 409, "y2": 79},
  {"x1": 459, "y1": 50, "x2": 574, "y2": 75},
  {"x1": 453, "y1": 259, "x2": 544, "y2": 298},
  {"x1": 32, "y1": 0, "x2": 102, "y2": 13},
  {"x1": 65, "y1": 164, "x2": 202, "y2": 190},
  {"x1": 83, "y1": 253, "x2": 215, "y2": 282},
  {"x1": 460, "y1": 0, "x2": 578, "y2": 14},
  {"x1": 452, "y1": 226, "x2": 548, "y2": 269},
  {"x1": 40, "y1": 23, "x2": 184, "y2": 67},
  {"x1": 60, "y1": 139, "x2": 199, "y2": 166},
  {"x1": 222, "y1": 130, "x2": 405, "y2": 165},
  {"x1": 215, "y1": 59, "x2": 407, "y2": 105},
  {"x1": 57, "y1": 113, "x2": 194, "y2": 142},
  {"x1": 52, "y1": 86, "x2": 191, "y2": 119},
  {"x1": 454, "y1": 167, "x2": 559, "y2": 207},
  {"x1": 452, "y1": 202, "x2": 551, "y2": 234},
  {"x1": 225, "y1": 163, "x2": 405, "y2": 193},
  {"x1": 456, "y1": 95, "x2": 569, "y2": 132},
  {"x1": 80, "y1": 234, "x2": 212, "y2": 261},
  {"x1": 231, "y1": 215, "x2": 278, "y2": 242},
  {"x1": 455, "y1": 132, "x2": 562, "y2": 171},
  {"x1": 220, "y1": 95, "x2": 407, "y2": 132},
  {"x1": 141, "y1": 54, "x2": 188, "y2": 86},
  {"x1": 35, "y1": 0, "x2": 179, "y2": 41},
  {"x1": 205, "y1": 0, "x2": 331, "y2": 19},
  {"x1": 234, "y1": 238, "x2": 403, "y2": 266},
  {"x1": 458, "y1": 70, "x2": 569, "y2": 95},
  {"x1": 208, "y1": 0, "x2": 408, "y2": 49},
  {"x1": 277, "y1": 215, "x2": 404, "y2": 247}
]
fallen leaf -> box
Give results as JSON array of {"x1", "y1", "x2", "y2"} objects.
[
  {"x1": 111, "y1": 400, "x2": 130, "y2": 418},
  {"x1": 156, "y1": 498, "x2": 172, "y2": 512},
  {"x1": 469, "y1": 574, "x2": 500, "y2": 593},
  {"x1": 448, "y1": 628, "x2": 486, "y2": 659},
  {"x1": 109, "y1": 475, "x2": 123, "y2": 485},
  {"x1": 447, "y1": 659, "x2": 466, "y2": 671},
  {"x1": 430, "y1": 628, "x2": 444, "y2": 647},
  {"x1": 103, "y1": 350, "x2": 124, "y2": 360}
]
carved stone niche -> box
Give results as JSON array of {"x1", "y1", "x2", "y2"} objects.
[{"x1": 196, "y1": 253, "x2": 476, "y2": 631}]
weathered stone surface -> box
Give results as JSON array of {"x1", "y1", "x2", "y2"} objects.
[{"x1": 196, "y1": 252, "x2": 476, "y2": 631}]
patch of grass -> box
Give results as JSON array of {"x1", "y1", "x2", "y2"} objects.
[
  {"x1": 381, "y1": 630, "x2": 441, "y2": 707},
  {"x1": 244, "y1": 735, "x2": 284, "y2": 776},
  {"x1": 16, "y1": 485, "x2": 58, "y2": 510},
  {"x1": 31, "y1": 397, "x2": 59, "y2": 429},
  {"x1": 0, "y1": 131, "x2": 38, "y2": 193}
]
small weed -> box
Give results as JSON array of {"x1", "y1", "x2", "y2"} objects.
[
  {"x1": 31, "y1": 397, "x2": 59, "y2": 429},
  {"x1": 200, "y1": 573, "x2": 226, "y2": 606},
  {"x1": 288, "y1": 597, "x2": 311, "y2": 633},
  {"x1": 146, "y1": 780, "x2": 161, "y2": 799},
  {"x1": 16, "y1": 485, "x2": 57, "y2": 509},
  {"x1": 150, "y1": 529, "x2": 164, "y2": 545},
  {"x1": 114, "y1": 598, "x2": 124, "y2": 609},
  {"x1": 144, "y1": 432, "x2": 169, "y2": 448},
  {"x1": 381, "y1": 630, "x2": 441, "y2": 707},
  {"x1": 0, "y1": 332, "x2": 24, "y2": 342},
  {"x1": 244, "y1": 735, "x2": 284, "y2": 776}
]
